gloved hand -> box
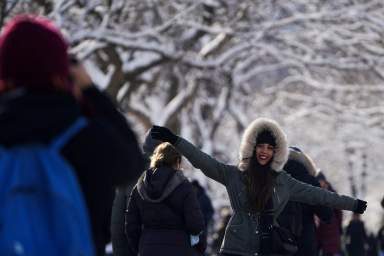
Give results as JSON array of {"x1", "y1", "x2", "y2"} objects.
[
  {"x1": 354, "y1": 199, "x2": 367, "y2": 214},
  {"x1": 150, "y1": 125, "x2": 178, "y2": 144}
]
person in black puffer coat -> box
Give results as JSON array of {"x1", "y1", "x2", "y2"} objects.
[
  {"x1": 125, "y1": 142, "x2": 205, "y2": 256},
  {"x1": 279, "y1": 147, "x2": 333, "y2": 256}
]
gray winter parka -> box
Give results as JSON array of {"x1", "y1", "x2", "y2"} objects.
[{"x1": 173, "y1": 120, "x2": 358, "y2": 256}]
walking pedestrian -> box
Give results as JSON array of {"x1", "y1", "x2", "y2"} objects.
[
  {"x1": 346, "y1": 213, "x2": 367, "y2": 256},
  {"x1": 125, "y1": 142, "x2": 205, "y2": 256}
]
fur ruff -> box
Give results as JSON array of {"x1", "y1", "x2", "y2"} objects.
[{"x1": 238, "y1": 117, "x2": 288, "y2": 172}]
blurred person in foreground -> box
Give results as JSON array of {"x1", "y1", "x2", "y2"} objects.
[{"x1": 0, "y1": 15, "x2": 144, "y2": 255}]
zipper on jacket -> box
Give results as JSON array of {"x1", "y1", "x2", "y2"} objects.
[{"x1": 274, "y1": 187, "x2": 280, "y2": 204}]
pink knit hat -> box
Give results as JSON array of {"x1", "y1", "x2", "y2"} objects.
[{"x1": 0, "y1": 15, "x2": 71, "y2": 91}]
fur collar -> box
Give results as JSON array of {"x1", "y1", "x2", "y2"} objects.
[
  {"x1": 288, "y1": 149, "x2": 318, "y2": 177},
  {"x1": 238, "y1": 118, "x2": 288, "y2": 172}
]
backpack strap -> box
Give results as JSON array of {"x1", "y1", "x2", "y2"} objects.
[{"x1": 50, "y1": 117, "x2": 88, "y2": 150}]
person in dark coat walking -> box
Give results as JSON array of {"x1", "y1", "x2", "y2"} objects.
[
  {"x1": 125, "y1": 142, "x2": 205, "y2": 256},
  {"x1": 192, "y1": 180, "x2": 214, "y2": 254},
  {"x1": 346, "y1": 213, "x2": 367, "y2": 256},
  {"x1": 0, "y1": 15, "x2": 144, "y2": 256},
  {"x1": 316, "y1": 172, "x2": 344, "y2": 256},
  {"x1": 279, "y1": 148, "x2": 333, "y2": 256},
  {"x1": 366, "y1": 233, "x2": 378, "y2": 256},
  {"x1": 111, "y1": 131, "x2": 161, "y2": 256},
  {"x1": 150, "y1": 118, "x2": 368, "y2": 256}
]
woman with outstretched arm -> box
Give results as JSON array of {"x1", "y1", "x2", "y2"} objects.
[{"x1": 150, "y1": 118, "x2": 367, "y2": 256}]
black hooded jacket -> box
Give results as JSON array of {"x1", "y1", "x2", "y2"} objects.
[
  {"x1": 125, "y1": 166, "x2": 205, "y2": 256},
  {"x1": 0, "y1": 87, "x2": 144, "y2": 256}
]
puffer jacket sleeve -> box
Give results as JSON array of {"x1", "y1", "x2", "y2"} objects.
[
  {"x1": 124, "y1": 187, "x2": 142, "y2": 256},
  {"x1": 174, "y1": 137, "x2": 233, "y2": 185},
  {"x1": 283, "y1": 172, "x2": 357, "y2": 211},
  {"x1": 307, "y1": 177, "x2": 333, "y2": 223},
  {"x1": 183, "y1": 182, "x2": 205, "y2": 236}
]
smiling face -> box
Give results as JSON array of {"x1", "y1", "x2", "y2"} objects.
[{"x1": 255, "y1": 143, "x2": 274, "y2": 166}]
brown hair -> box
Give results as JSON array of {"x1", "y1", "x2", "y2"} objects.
[{"x1": 150, "y1": 142, "x2": 181, "y2": 168}]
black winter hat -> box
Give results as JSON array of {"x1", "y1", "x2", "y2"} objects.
[{"x1": 256, "y1": 130, "x2": 276, "y2": 147}]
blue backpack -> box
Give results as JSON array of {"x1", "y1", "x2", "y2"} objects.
[{"x1": 0, "y1": 117, "x2": 95, "y2": 256}]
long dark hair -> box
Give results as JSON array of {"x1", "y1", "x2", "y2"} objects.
[{"x1": 245, "y1": 154, "x2": 276, "y2": 213}]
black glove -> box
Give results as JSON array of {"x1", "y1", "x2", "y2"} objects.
[
  {"x1": 150, "y1": 125, "x2": 178, "y2": 144},
  {"x1": 354, "y1": 199, "x2": 367, "y2": 214}
]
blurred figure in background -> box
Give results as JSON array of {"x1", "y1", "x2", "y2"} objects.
[
  {"x1": 378, "y1": 221, "x2": 384, "y2": 256},
  {"x1": 278, "y1": 148, "x2": 333, "y2": 256},
  {"x1": 192, "y1": 180, "x2": 214, "y2": 255},
  {"x1": 316, "y1": 171, "x2": 343, "y2": 256},
  {"x1": 366, "y1": 232, "x2": 378, "y2": 256},
  {"x1": 346, "y1": 213, "x2": 367, "y2": 256}
]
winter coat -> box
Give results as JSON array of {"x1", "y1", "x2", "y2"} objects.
[
  {"x1": 280, "y1": 149, "x2": 333, "y2": 256},
  {"x1": 0, "y1": 87, "x2": 144, "y2": 256},
  {"x1": 194, "y1": 183, "x2": 214, "y2": 253},
  {"x1": 125, "y1": 167, "x2": 205, "y2": 256},
  {"x1": 346, "y1": 219, "x2": 367, "y2": 256},
  {"x1": 173, "y1": 118, "x2": 359, "y2": 256},
  {"x1": 111, "y1": 131, "x2": 160, "y2": 256}
]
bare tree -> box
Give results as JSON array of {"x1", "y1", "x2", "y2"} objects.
[{"x1": 2, "y1": 0, "x2": 384, "y2": 231}]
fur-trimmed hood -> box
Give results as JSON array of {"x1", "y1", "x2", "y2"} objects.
[
  {"x1": 287, "y1": 148, "x2": 318, "y2": 177},
  {"x1": 238, "y1": 117, "x2": 288, "y2": 172}
]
